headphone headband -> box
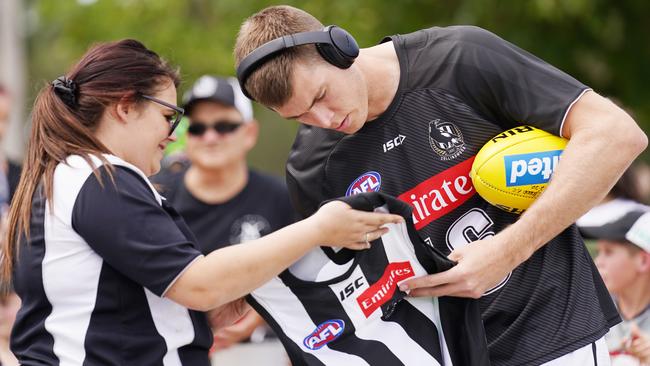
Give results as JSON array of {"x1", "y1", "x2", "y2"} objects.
[{"x1": 236, "y1": 25, "x2": 359, "y2": 100}]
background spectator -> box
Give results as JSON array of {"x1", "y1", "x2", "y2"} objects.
[
  {"x1": 580, "y1": 206, "x2": 650, "y2": 366},
  {"x1": 153, "y1": 75, "x2": 296, "y2": 355}
]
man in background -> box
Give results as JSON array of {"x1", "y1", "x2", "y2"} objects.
[{"x1": 153, "y1": 75, "x2": 295, "y2": 352}]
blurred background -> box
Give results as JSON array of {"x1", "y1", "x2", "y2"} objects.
[
  {"x1": 1, "y1": 1, "x2": 649, "y2": 365},
  {"x1": 1, "y1": 0, "x2": 649, "y2": 176}
]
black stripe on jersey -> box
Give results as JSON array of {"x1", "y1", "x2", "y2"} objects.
[
  {"x1": 439, "y1": 297, "x2": 491, "y2": 365},
  {"x1": 82, "y1": 264, "x2": 167, "y2": 365},
  {"x1": 246, "y1": 295, "x2": 325, "y2": 366},
  {"x1": 284, "y1": 279, "x2": 403, "y2": 365},
  {"x1": 383, "y1": 299, "x2": 443, "y2": 361},
  {"x1": 321, "y1": 247, "x2": 356, "y2": 264},
  {"x1": 11, "y1": 187, "x2": 60, "y2": 365},
  {"x1": 358, "y1": 238, "x2": 445, "y2": 363},
  {"x1": 360, "y1": 192, "x2": 491, "y2": 366},
  {"x1": 396, "y1": 196, "x2": 491, "y2": 366}
]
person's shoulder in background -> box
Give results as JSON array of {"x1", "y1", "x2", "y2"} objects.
[
  {"x1": 150, "y1": 153, "x2": 189, "y2": 200},
  {"x1": 249, "y1": 169, "x2": 299, "y2": 224}
]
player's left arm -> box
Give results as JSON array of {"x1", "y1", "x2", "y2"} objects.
[{"x1": 401, "y1": 90, "x2": 647, "y2": 298}]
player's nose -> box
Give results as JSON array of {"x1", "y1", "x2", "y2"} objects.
[{"x1": 310, "y1": 105, "x2": 336, "y2": 129}]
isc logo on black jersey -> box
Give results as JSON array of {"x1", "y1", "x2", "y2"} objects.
[
  {"x1": 428, "y1": 119, "x2": 466, "y2": 161},
  {"x1": 383, "y1": 135, "x2": 406, "y2": 153}
]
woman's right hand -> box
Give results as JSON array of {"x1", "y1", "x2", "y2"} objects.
[{"x1": 307, "y1": 200, "x2": 404, "y2": 250}]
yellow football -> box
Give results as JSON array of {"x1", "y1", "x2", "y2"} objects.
[{"x1": 470, "y1": 125, "x2": 568, "y2": 214}]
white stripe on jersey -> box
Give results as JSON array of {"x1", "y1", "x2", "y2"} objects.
[
  {"x1": 328, "y1": 265, "x2": 441, "y2": 366},
  {"x1": 378, "y1": 214, "x2": 453, "y2": 366},
  {"x1": 251, "y1": 277, "x2": 370, "y2": 365},
  {"x1": 145, "y1": 290, "x2": 196, "y2": 366},
  {"x1": 43, "y1": 156, "x2": 102, "y2": 365},
  {"x1": 42, "y1": 155, "x2": 195, "y2": 365}
]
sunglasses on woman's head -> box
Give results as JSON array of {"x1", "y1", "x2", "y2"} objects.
[
  {"x1": 140, "y1": 94, "x2": 184, "y2": 136},
  {"x1": 187, "y1": 121, "x2": 244, "y2": 136}
]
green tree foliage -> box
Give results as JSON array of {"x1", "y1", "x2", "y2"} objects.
[{"x1": 27, "y1": 0, "x2": 649, "y2": 174}]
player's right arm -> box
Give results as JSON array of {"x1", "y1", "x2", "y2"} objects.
[{"x1": 399, "y1": 27, "x2": 647, "y2": 298}]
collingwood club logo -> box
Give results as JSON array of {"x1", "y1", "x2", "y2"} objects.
[{"x1": 428, "y1": 119, "x2": 466, "y2": 161}]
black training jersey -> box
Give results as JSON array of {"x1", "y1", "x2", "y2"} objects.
[
  {"x1": 286, "y1": 26, "x2": 619, "y2": 366},
  {"x1": 154, "y1": 168, "x2": 296, "y2": 254},
  {"x1": 248, "y1": 192, "x2": 490, "y2": 366},
  {"x1": 11, "y1": 155, "x2": 212, "y2": 366}
]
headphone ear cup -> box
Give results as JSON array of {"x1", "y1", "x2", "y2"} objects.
[
  {"x1": 316, "y1": 26, "x2": 359, "y2": 69},
  {"x1": 316, "y1": 43, "x2": 353, "y2": 69}
]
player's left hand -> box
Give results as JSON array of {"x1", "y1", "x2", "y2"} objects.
[{"x1": 399, "y1": 235, "x2": 519, "y2": 298}]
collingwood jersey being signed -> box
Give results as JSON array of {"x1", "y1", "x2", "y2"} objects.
[
  {"x1": 248, "y1": 193, "x2": 490, "y2": 366},
  {"x1": 286, "y1": 26, "x2": 619, "y2": 366}
]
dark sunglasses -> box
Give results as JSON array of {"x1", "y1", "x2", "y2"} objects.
[
  {"x1": 187, "y1": 121, "x2": 244, "y2": 137},
  {"x1": 140, "y1": 94, "x2": 185, "y2": 136}
]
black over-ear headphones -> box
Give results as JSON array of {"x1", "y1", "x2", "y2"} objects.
[{"x1": 236, "y1": 25, "x2": 360, "y2": 99}]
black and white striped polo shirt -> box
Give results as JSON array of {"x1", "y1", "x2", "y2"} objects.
[
  {"x1": 11, "y1": 154, "x2": 212, "y2": 365},
  {"x1": 248, "y1": 193, "x2": 490, "y2": 365}
]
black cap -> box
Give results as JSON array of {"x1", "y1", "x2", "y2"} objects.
[
  {"x1": 182, "y1": 76, "x2": 253, "y2": 121},
  {"x1": 578, "y1": 199, "x2": 650, "y2": 251}
]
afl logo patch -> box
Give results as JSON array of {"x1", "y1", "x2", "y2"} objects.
[
  {"x1": 346, "y1": 171, "x2": 381, "y2": 196},
  {"x1": 303, "y1": 319, "x2": 345, "y2": 350}
]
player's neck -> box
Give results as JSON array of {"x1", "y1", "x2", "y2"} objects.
[
  {"x1": 616, "y1": 276, "x2": 650, "y2": 320},
  {"x1": 357, "y1": 42, "x2": 400, "y2": 122},
  {"x1": 184, "y1": 161, "x2": 248, "y2": 204}
]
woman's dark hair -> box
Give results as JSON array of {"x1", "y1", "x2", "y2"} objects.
[{"x1": 1, "y1": 39, "x2": 180, "y2": 283}]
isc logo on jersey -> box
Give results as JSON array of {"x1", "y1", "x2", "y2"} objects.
[
  {"x1": 346, "y1": 171, "x2": 381, "y2": 196},
  {"x1": 303, "y1": 319, "x2": 345, "y2": 350}
]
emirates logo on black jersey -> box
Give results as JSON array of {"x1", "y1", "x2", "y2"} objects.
[{"x1": 428, "y1": 119, "x2": 466, "y2": 161}]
